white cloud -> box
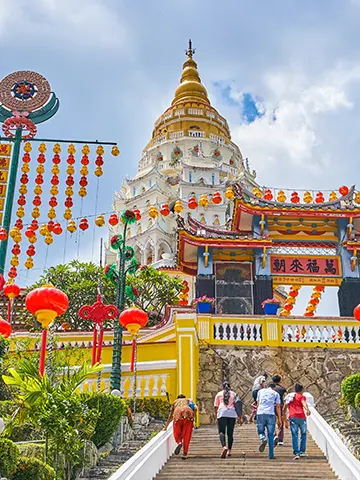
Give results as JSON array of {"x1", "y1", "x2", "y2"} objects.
[
  {"x1": 229, "y1": 64, "x2": 360, "y2": 186},
  {"x1": 0, "y1": 0, "x2": 129, "y2": 50}
]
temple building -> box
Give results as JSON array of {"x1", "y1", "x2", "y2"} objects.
[
  {"x1": 107, "y1": 41, "x2": 257, "y2": 271},
  {"x1": 109, "y1": 42, "x2": 360, "y2": 317}
]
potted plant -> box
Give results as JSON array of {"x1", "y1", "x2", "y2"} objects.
[
  {"x1": 261, "y1": 298, "x2": 280, "y2": 315},
  {"x1": 192, "y1": 295, "x2": 215, "y2": 314}
]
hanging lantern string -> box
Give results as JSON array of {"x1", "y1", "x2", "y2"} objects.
[{"x1": 91, "y1": 179, "x2": 101, "y2": 262}]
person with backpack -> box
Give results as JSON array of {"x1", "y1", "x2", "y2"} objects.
[
  {"x1": 163, "y1": 394, "x2": 197, "y2": 460},
  {"x1": 214, "y1": 381, "x2": 243, "y2": 458},
  {"x1": 256, "y1": 382, "x2": 282, "y2": 460},
  {"x1": 272, "y1": 374, "x2": 287, "y2": 445},
  {"x1": 283, "y1": 384, "x2": 311, "y2": 460}
]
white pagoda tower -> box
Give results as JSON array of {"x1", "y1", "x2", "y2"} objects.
[{"x1": 107, "y1": 41, "x2": 257, "y2": 269}]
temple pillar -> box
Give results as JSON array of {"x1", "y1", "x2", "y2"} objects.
[
  {"x1": 338, "y1": 278, "x2": 360, "y2": 316},
  {"x1": 253, "y1": 275, "x2": 273, "y2": 314}
]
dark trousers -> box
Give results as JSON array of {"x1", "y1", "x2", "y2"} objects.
[
  {"x1": 217, "y1": 417, "x2": 236, "y2": 450},
  {"x1": 276, "y1": 405, "x2": 284, "y2": 442}
]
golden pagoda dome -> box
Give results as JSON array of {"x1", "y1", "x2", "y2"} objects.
[
  {"x1": 147, "y1": 40, "x2": 232, "y2": 149},
  {"x1": 172, "y1": 40, "x2": 210, "y2": 106}
]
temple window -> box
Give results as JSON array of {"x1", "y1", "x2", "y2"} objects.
[
  {"x1": 212, "y1": 174, "x2": 215, "y2": 185},
  {"x1": 142, "y1": 186, "x2": 146, "y2": 193},
  {"x1": 188, "y1": 130, "x2": 205, "y2": 138},
  {"x1": 132, "y1": 187, "x2": 136, "y2": 196},
  {"x1": 213, "y1": 215, "x2": 220, "y2": 226},
  {"x1": 137, "y1": 225, "x2": 142, "y2": 235},
  {"x1": 189, "y1": 172, "x2": 192, "y2": 182},
  {"x1": 127, "y1": 229, "x2": 131, "y2": 239},
  {"x1": 199, "y1": 214, "x2": 206, "y2": 225},
  {"x1": 149, "y1": 179, "x2": 152, "y2": 187},
  {"x1": 146, "y1": 200, "x2": 150, "y2": 209}
]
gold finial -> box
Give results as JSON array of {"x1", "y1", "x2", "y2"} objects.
[
  {"x1": 172, "y1": 40, "x2": 210, "y2": 106},
  {"x1": 186, "y1": 39, "x2": 195, "y2": 58}
]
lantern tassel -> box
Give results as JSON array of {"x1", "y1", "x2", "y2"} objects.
[
  {"x1": 7, "y1": 299, "x2": 11, "y2": 324},
  {"x1": 130, "y1": 338, "x2": 136, "y2": 372},
  {"x1": 92, "y1": 327, "x2": 97, "y2": 366},
  {"x1": 96, "y1": 327, "x2": 104, "y2": 364},
  {"x1": 39, "y1": 329, "x2": 48, "y2": 376}
]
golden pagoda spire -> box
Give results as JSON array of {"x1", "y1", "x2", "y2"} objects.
[{"x1": 171, "y1": 39, "x2": 210, "y2": 106}]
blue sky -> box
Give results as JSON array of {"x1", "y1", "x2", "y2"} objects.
[{"x1": 2, "y1": 0, "x2": 360, "y2": 314}]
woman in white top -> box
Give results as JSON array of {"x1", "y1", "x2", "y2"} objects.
[{"x1": 214, "y1": 381, "x2": 242, "y2": 458}]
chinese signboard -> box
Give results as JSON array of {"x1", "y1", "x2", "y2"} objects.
[
  {"x1": 270, "y1": 255, "x2": 342, "y2": 286},
  {"x1": 0, "y1": 144, "x2": 11, "y2": 225}
]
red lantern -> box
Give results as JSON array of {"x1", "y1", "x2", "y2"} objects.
[
  {"x1": 26, "y1": 285, "x2": 68, "y2": 328},
  {"x1": 25, "y1": 227, "x2": 35, "y2": 239},
  {"x1": 47, "y1": 220, "x2": 55, "y2": 232},
  {"x1": 263, "y1": 189, "x2": 273, "y2": 201},
  {"x1": 188, "y1": 197, "x2": 198, "y2": 209},
  {"x1": 79, "y1": 176, "x2": 88, "y2": 187},
  {"x1": 314, "y1": 285, "x2": 325, "y2": 292},
  {"x1": 8, "y1": 267, "x2": 17, "y2": 279},
  {"x1": 0, "y1": 319, "x2": 11, "y2": 338},
  {"x1": 354, "y1": 304, "x2": 360, "y2": 321},
  {"x1": 49, "y1": 196, "x2": 58, "y2": 207},
  {"x1": 32, "y1": 195, "x2": 41, "y2": 207},
  {"x1": 26, "y1": 285, "x2": 68, "y2": 375},
  {"x1": 79, "y1": 218, "x2": 89, "y2": 231},
  {"x1": 304, "y1": 311, "x2": 314, "y2": 317},
  {"x1": 35, "y1": 174, "x2": 44, "y2": 185},
  {"x1": 315, "y1": 192, "x2": 324, "y2": 203},
  {"x1": 133, "y1": 209, "x2": 141, "y2": 221},
  {"x1": 20, "y1": 174, "x2": 29, "y2": 184},
  {"x1": 212, "y1": 192, "x2": 222, "y2": 204},
  {"x1": 4, "y1": 283, "x2": 20, "y2": 300},
  {"x1": 11, "y1": 244, "x2": 20, "y2": 255},
  {"x1": 31, "y1": 220, "x2": 39, "y2": 231},
  {"x1": 289, "y1": 290, "x2": 298, "y2": 298},
  {"x1": 66, "y1": 176, "x2": 74, "y2": 186},
  {"x1": 119, "y1": 307, "x2": 148, "y2": 336},
  {"x1": 17, "y1": 195, "x2": 26, "y2": 206},
  {"x1": 52, "y1": 223, "x2": 62, "y2": 235},
  {"x1": 26, "y1": 246, "x2": 36, "y2": 257},
  {"x1": 339, "y1": 185, "x2": 349, "y2": 196},
  {"x1": 291, "y1": 192, "x2": 300, "y2": 204},
  {"x1": 64, "y1": 197, "x2": 73, "y2": 208},
  {"x1": 160, "y1": 204, "x2": 170, "y2": 216},
  {"x1": 53, "y1": 154, "x2": 60, "y2": 165},
  {"x1": 283, "y1": 304, "x2": 293, "y2": 312},
  {"x1": 95, "y1": 156, "x2": 104, "y2": 166},
  {"x1": 0, "y1": 228, "x2": 7, "y2": 241},
  {"x1": 310, "y1": 298, "x2": 319, "y2": 306},
  {"x1": 51, "y1": 175, "x2": 59, "y2": 185},
  {"x1": 109, "y1": 214, "x2": 118, "y2": 226},
  {"x1": 15, "y1": 219, "x2": 23, "y2": 230}
]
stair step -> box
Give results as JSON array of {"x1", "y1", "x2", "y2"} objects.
[{"x1": 155, "y1": 425, "x2": 338, "y2": 480}]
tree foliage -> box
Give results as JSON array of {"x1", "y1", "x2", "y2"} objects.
[
  {"x1": 2, "y1": 359, "x2": 102, "y2": 480},
  {"x1": 26, "y1": 260, "x2": 116, "y2": 331},
  {"x1": 26, "y1": 262, "x2": 184, "y2": 330},
  {"x1": 125, "y1": 266, "x2": 184, "y2": 326}
]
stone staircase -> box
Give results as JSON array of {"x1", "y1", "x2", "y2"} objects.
[
  {"x1": 81, "y1": 420, "x2": 163, "y2": 479},
  {"x1": 156, "y1": 424, "x2": 338, "y2": 479}
]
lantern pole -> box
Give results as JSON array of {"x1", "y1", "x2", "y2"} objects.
[
  {"x1": 110, "y1": 222, "x2": 128, "y2": 392},
  {"x1": 133, "y1": 337, "x2": 138, "y2": 415}
]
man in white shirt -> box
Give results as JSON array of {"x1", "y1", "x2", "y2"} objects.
[{"x1": 256, "y1": 383, "x2": 282, "y2": 459}]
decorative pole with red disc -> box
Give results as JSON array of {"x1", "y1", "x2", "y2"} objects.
[
  {"x1": 25, "y1": 284, "x2": 68, "y2": 376},
  {"x1": 3, "y1": 281, "x2": 20, "y2": 325}
]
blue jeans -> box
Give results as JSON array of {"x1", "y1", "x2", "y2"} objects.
[
  {"x1": 290, "y1": 417, "x2": 307, "y2": 455},
  {"x1": 257, "y1": 414, "x2": 276, "y2": 458}
]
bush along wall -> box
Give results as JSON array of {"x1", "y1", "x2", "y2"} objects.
[
  {"x1": 126, "y1": 398, "x2": 171, "y2": 420},
  {"x1": 0, "y1": 437, "x2": 19, "y2": 478},
  {"x1": 11, "y1": 457, "x2": 56, "y2": 480},
  {"x1": 341, "y1": 372, "x2": 360, "y2": 407},
  {"x1": 82, "y1": 391, "x2": 126, "y2": 448}
]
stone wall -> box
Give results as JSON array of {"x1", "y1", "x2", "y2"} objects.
[{"x1": 197, "y1": 345, "x2": 360, "y2": 424}]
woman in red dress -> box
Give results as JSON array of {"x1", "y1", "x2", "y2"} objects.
[{"x1": 164, "y1": 394, "x2": 196, "y2": 460}]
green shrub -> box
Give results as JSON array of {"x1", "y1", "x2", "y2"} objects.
[
  {"x1": 18, "y1": 443, "x2": 46, "y2": 462},
  {"x1": 11, "y1": 457, "x2": 55, "y2": 480},
  {"x1": 0, "y1": 437, "x2": 19, "y2": 477},
  {"x1": 9, "y1": 424, "x2": 42, "y2": 443},
  {"x1": 126, "y1": 398, "x2": 170, "y2": 420},
  {"x1": 0, "y1": 399, "x2": 13, "y2": 416},
  {"x1": 341, "y1": 373, "x2": 360, "y2": 407},
  {"x1": 82, "y1": 392, "x2": 126, "y2": 448}
]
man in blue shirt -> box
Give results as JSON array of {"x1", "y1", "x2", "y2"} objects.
[{"x1": 256, "y1": 383, "x2": 282, "y2": 459}]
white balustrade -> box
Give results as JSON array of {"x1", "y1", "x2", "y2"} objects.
[
  {"x1": 188, "y1": 130, "x2": 205, "y2": 138},
  {"x1": 213, "y1": 321, "x2": 263, "y2": 342},
  {"x1": 174, "y1": 109, "x2": 185, "y2": 116},
  {"x1": 162, "y1": 112, "x2": 173, "y2": 121},
  {"x1": 209, "y1": 133, "x2": 224, "y2": 144},
  {"x1": 169, "y1": 131, "x2": 184, "y2": 140},
  {"x1": 206, "y1": 110, "x2": 215, "y2": 119},
  {"x1": 153, "y1": 135, "x2": 166, "y2": 146},
  {"x1": 188, "y1": 108, "x2": 203, "y2": 115},
  {"x1": 282, "y1": 323, "x2": 360, "y2": 344}
]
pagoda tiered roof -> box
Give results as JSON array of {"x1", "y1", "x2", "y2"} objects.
[{"x1": 232, "y1": 184, "x2": 360, "y2": 230}]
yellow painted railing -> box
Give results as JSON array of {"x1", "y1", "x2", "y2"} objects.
[{"x1": 196, "y1": 314, "x2": 360, "y2": 349}]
